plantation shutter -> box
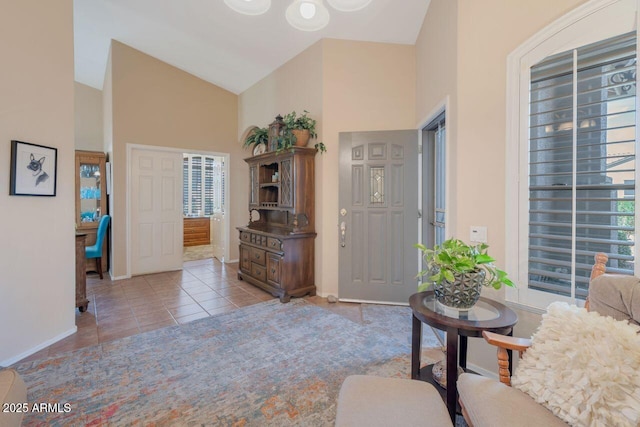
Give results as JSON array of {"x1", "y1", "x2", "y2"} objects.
[
  {"x1": 183, "y1": 156, "x2": 189, "y2": 215},
  {"x1": 190, "y1": 156, "x2": 203, "y2": 215},
  {"x1": 528, "y1": 31, "x2": 636, "y2": 299},
  {"x1": 204, "y1": 157, "x2": 214, "y2": 215},
  {"x1": 183, "y1": 154, "x2": 226, "y2": 216}
]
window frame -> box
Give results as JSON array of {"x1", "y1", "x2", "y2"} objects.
[{"x1": 505, "y1": 0, "x2": 639, "y2": 309}]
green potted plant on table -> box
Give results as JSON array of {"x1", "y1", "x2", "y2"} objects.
[{"x1": 415, "y1": 238, "x2": 515, "y2": 310}]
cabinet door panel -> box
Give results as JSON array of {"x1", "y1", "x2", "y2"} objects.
[
  {"x1": 240, "y1": 245, "x2": 251, "y2": 272},
  {"x1": 76, "y1": 151, "x2": 107, "y2": 229},
  {"x1": 267, "y1": 253, "x2": 281, "y2": 286},
  {"x1": 249, "y1": 165, "x2": 259, "y2": 208},
  {"x1": 280, "y1": 158, "x2": 293, "y2": 208}
]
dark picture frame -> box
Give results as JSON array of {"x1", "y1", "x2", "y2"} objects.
[{"x1": 10, "y1": 140, "x2": 58, "y2": 196}]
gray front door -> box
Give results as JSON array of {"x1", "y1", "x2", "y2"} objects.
[{"x1": 338, "y1": 130, "x2": 419, "y2": 304}]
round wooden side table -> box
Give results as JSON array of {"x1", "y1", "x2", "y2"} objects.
[{"x1": 409, "y1": 291, "x2": 518, "y2": 422}]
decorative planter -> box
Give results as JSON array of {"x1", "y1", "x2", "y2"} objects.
[
  {"x1": 292, "y1": 129, "x2": 310, "y2": 147},
  {"x1": 432, "y1": 269, "x2": 485, "y2": 310}
]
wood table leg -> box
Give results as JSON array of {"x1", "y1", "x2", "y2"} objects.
[
  {"x1": 459, "y1": 335, "x2": 468, "y2": 371},
  {"x1": 411, "y1": 314, "x2": 422, "y2": 379},
  {"x1": 446, "y1": 327, "x2": 458, "y2": 423}
]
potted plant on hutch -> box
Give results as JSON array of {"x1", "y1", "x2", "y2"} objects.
[
  {"x1": 415, "y1": 238, "x2": 515, "y2": 310},
  {"x1": 243, "y1": 126, "x2": 269, "y2": 156},
  {"x1": 281, "y1": 110, "x2": 327, "y2": 153},
  {"x1": 283, "y1": 110, "x2": 316, "y2": 147}
]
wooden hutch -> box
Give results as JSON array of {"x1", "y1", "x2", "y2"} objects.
[
  {"x1": 237, "y1": 145, "x2": 317, "y2": 303},
  {"x1": 75, "y1": 150, "x2": 108, "y2": 275}
]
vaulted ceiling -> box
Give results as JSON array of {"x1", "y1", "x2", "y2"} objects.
[{"x1": 74, "y1": 0, "x2": 431, "y2": 94}]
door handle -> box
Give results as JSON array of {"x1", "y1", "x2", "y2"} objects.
[{"x1": 340, "y1": 221, "x2": 346, "y2": 247}]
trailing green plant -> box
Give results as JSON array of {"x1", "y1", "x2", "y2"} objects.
[
  {"x1": 274, "y1": 130, "x2": 295, "y2": 153},
  {"x1": 415, "y1": 238, "x2": 515, "y2": 292},
  {"x1": 277, "y1": 110, "x2": 326, "y2": 154},
  {"x1": 283, "y1": 110, "x2": 318, "y2": 138},
  {"x1": 243, "y1": 127, "x2": 269, "y2": 149}
]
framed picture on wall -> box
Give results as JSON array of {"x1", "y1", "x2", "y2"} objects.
[{"x1": 10, "y1": 140, "x2": 58, "y2": 196}]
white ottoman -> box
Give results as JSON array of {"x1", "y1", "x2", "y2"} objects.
[
  {"x1": 335, "y1": 375, "x2": 453, "y2": 427},
  {"x1": 0, "y1": 369, "x2": 27, "y2": 427}
]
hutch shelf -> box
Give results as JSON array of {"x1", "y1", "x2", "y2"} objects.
[{"x1": 237, "y1": 146, "x2": 317, "y2": 303}]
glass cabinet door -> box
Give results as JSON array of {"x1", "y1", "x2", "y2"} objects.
[{"x1": 75, "y1": 151, "x2": 107, "y2": 229}]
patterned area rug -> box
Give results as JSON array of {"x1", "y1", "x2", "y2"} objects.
[
  {"x1": 14, "y1": 299, "x2": 438, "y2": 426},
  {"x1": 361, "y1": 303, "x2": 443, "y2": 349}
]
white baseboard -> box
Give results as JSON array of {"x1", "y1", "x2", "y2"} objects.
[
  {"x1": 338, "y1": 298, "x2": 409, "y2": 306},
  {"x1": 225, "y1": 258, "x2": 239, "y2": 264},
  {"x1": 1, "y1": 326, "x2": 77, "y2": 367},
  {"x1": 466, "y1": 362, "x2": 498, "y2": 380}
]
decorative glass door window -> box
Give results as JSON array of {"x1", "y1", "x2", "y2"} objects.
[{"x1": 370, "y1": 166, "x2": 385, "y2": 205}]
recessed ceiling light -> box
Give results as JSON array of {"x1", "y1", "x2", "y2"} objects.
[
  {"x1": 224, "y1": 0, "x2": 271, "y2": 16},
  {"x1": 286, "y1": 0, "x2": 330, "y2": 32},
  {"x1": 326, "y1": 0, "x2": 372, "y2": 12}
]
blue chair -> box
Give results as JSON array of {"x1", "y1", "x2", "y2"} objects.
[{"x1": 86, "y1": 214, "x2": 110, "y2": 279}]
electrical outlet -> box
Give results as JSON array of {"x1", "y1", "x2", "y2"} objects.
[{"x1": 470, "y1": 226, "x2": 487, "y2": 243}]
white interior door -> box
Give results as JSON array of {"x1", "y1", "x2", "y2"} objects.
[
  {"x1": 211, "y1": 211, "x2": 224, "y2": 261},
  {"x1": 131, "y1": 148, "x2": 183, "y2": 275},
  {"x1": 338, "y1": 130, "x2": 419, "y2": 304}
]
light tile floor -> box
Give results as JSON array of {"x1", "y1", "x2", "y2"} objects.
[{"x1": 24, "y1": 258, "x2": 367, "y2": 362}]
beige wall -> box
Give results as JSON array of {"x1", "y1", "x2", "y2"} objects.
[
  {"x1": 75, "y1": 82, "x2": 104, "y2": 151},
  {"x1": 239, "y1": 41, "x2": 323, "y2": 141},
  {"x1": 415, "y1": 0, "x2": 458, "y2": 123},
  {"x1": 320, "y1": 39, "x2": 416, "y2": 296},
  {"x1": 416, "y1": 0, "x2": 588, "y2": 374},
  {"x1": 415, "y1": 0, "x2": 459, "y2": 236},
  {"x1": 109, "y1": 41, "x2": 239, "y2": 277},
  {"x1": 239, "y1": 39, "x2": 415, "y2": 297},
  {"x1": 0, "y1": 0, "x2": 76, "y2": 364}
]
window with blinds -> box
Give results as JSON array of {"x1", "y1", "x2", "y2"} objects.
[
  {"x1": 528, "y1": 32, "x2": 636, "y2": 298},
  {"x1": 183, "y1": 154, "x2": 225, "y2": 216}
]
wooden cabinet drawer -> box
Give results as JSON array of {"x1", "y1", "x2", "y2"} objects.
[
  {"x1": 251, "y1": 263, "x2": 266, "y2": 282},
  {"x1": 250, "y1": 247, "x2": 266, "y2": 266},
  {"x1": 240, "y1": 230, "x2": 271, "y2": 248},
  {"x1": 267, "y1": 253, "x2": 281, "y2": 286},
  {"x1": 249, "y1": 233, "x2": 267, "y2": 247},
  {"x1": 267, "y1": 237, "x2": 282, "y2": 251}
]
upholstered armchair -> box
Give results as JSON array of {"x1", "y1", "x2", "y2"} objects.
[{"x1": 458, "y1": 253, "x2": 640, "y2": 427}]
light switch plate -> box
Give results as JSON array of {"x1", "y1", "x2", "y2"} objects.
[{"x1": 470, "y1": 226, "x2": 487, "y2": 243}]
